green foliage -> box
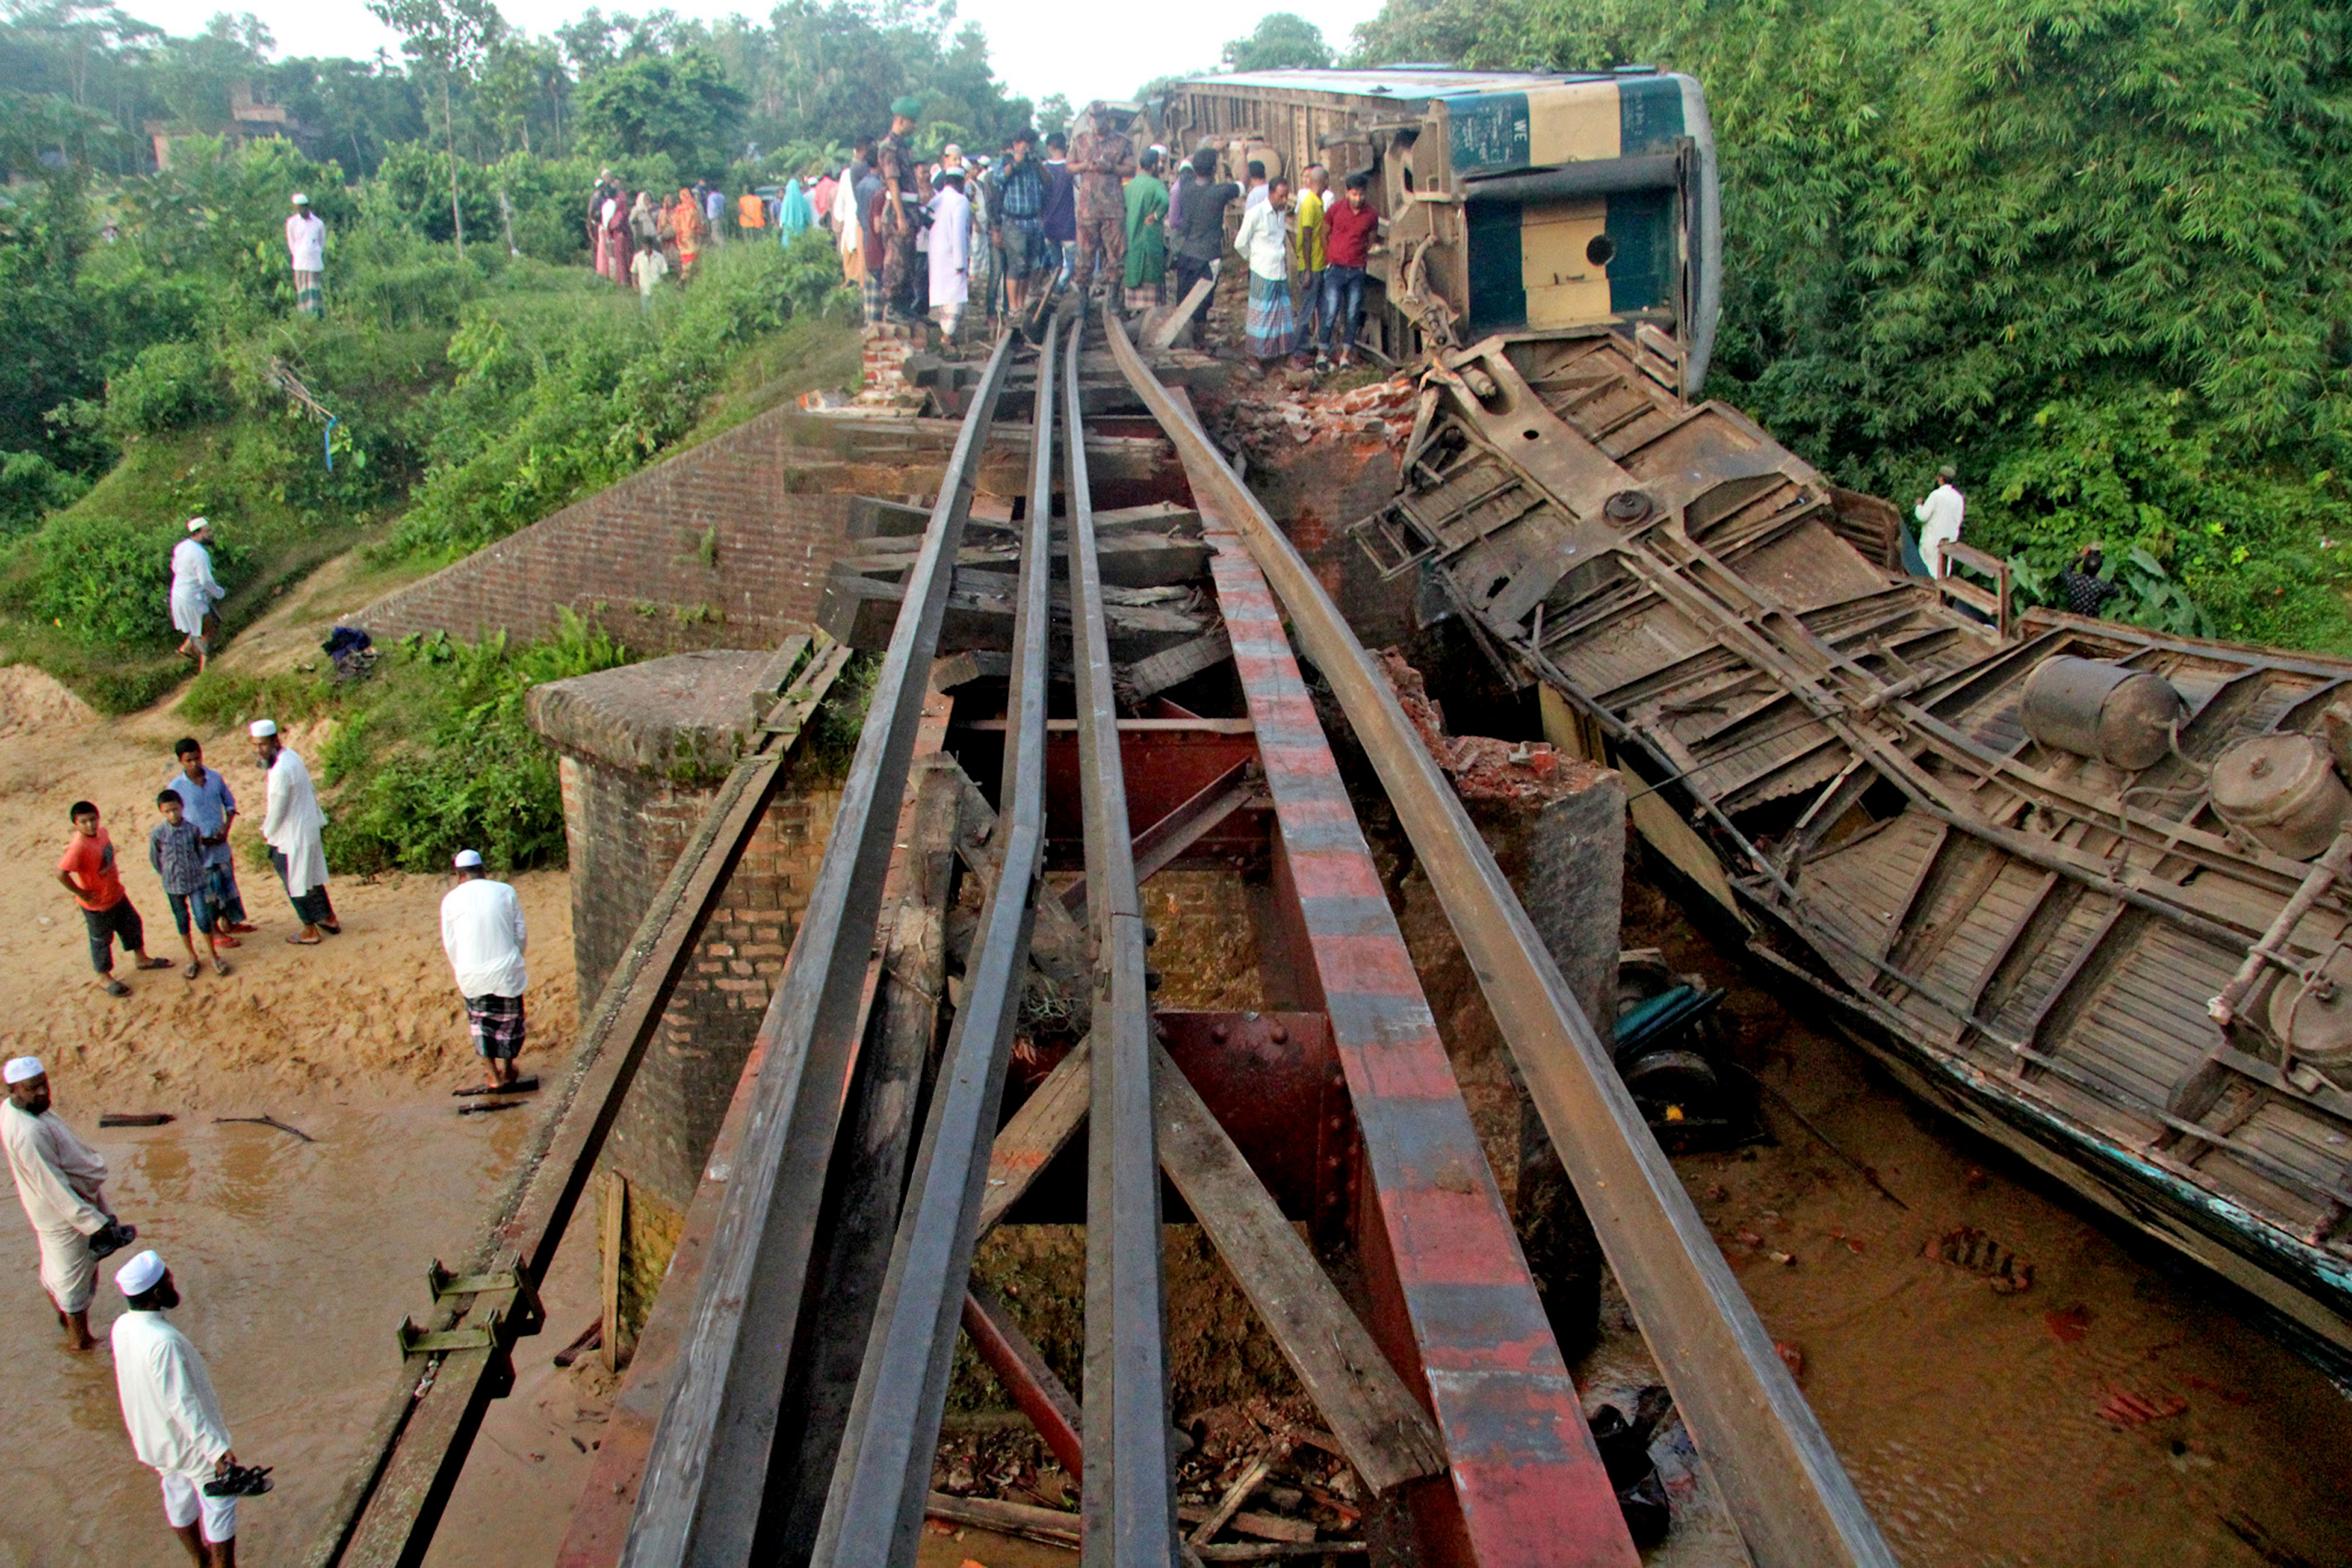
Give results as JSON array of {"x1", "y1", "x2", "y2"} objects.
[
  {"x1": 0, "y1": 451, "x2": 90, "y2": 534},
  {"x1": 1225, "y1": 12, "x2": 1334, "y2": 72},
  {"x1": 321, "y1": 612, "x2": 631, "y2": 874},
  {"x1": 1352, "y1": 0, "x2": 2352, "y2": 652},
  {"x1": 385, "y1": 232, "x2": 851, "y2": 560},
  {"x1": 575, "y1": 46, "x2": 746, "y2": 166},
  {"x1": 103, "y1": 338, "x2": 226, "y2": 439}
]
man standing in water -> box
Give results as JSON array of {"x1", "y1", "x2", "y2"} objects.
[
  {"x1": 113, "y1": 1249, "x2": 266, "y2": 1566},
  {"x1": 250, "y1": 720, "x2": 337, "y2": 944},
  {"x1": 3, "y1": 1055, "x2": 133, "y2": 1351},
  {"x1": 441, "y1": 849, "x2": 530, "y2": 1093}
]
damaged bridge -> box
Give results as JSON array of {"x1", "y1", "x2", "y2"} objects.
[{"x1": 303, "y1": 314, "x2": 1897, "y2": 1568}]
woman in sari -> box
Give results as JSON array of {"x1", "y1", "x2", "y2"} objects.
[
  {"x1": 674, "y1": 187, "x2": 704, "y2": 280},
  {"x1": 602, "y1": 196, "x2": 631, "y2": 286}
]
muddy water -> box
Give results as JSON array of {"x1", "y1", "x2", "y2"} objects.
[
  {"x1": 0, "y1": 1102, "x2": 534, "y2": 1567},
  {"x1": 1638, "y1": 890, "x2": 2352, "y2": 1568}
]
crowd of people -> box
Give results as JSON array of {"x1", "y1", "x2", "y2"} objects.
[
  {"x1": 828, "y1": 97, "x2": 1387, "y2": 370},
  {"x1": 13, "y1": 537, "x2": 544, "y2": 1559},
  {"x1": 571, "y1": 98, "x2": 1389, "y2": 366},
  {"x1": 584, "y1": 167, "x2": 825, "y2": 304}
]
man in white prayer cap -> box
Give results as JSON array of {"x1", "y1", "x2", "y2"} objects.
[
  {"x1": 250, "y1": 719, "x2": 337, "y2": 945},
  {"x1": 4, "y1": 1055, "x2": 131, "y2": 1350},
  {"x1": 113, "y1": 1249, "x2": 265, "y2": 1566},
  {"x1": 441, "y1": 849, "x2": 531, "y2": 1092},
  {"x1": 170, "y1": 518, "x2": 226, "y2": 672}
]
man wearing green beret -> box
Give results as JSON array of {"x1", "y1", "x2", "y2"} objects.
[{"x1": 876, "y1": 95, "x2": 925, "y2": 323}]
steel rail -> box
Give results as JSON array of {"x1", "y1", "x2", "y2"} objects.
[
  {"x1": 1065, "y1": 312, "x2": 1183, "y2": 1568},
  {"x1": 1104, "y1": 316, "x2": 1896, "y2": 1568},
  {"x1": 806, "y1": 316, "x2": 1059, "y2": 1568},
  {"x1": 622, "y1": 332, "x2": 1017, "y2": 1568}
]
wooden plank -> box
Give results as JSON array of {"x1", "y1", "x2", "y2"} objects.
[
  {"x1": 977, "y1": 1035, "x2": 1092, "y2": 1236},
  {"x1": 924, "y1": 1491, "x2": 1082, "y2": 1548},
  {"x1": 1121, "y1": 628, "x2": 1235, "y2": 704},
  {"x1": 1151, "y1": 1043, "x2": 1447, "y2": 1496}
]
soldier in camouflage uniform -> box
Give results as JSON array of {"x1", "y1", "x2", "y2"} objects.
[
  {"x1": 1067, "y1": 103, "x2": 1138, "y2": 311},
  {"x1": 877, "y1": 96, "x2": 924, "y2": 322}
]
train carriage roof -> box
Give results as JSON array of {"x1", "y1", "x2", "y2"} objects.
[{"x1": 1182, "y1": 68, "x2": 1646, "y2": 98}]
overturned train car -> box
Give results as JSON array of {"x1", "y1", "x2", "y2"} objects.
[
  {"x1": 1358, "y1": 325, "x2": 2352, "y2": 1367},
  {"x1": 1159, "y1": 68, "x2": 1721, "y2": 396}
]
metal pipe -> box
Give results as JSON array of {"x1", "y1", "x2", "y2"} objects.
[
  {"x1": 1461, "y1": 152, "x2": 1681, "y2": 203},
  {"x1": 806, "y1": 318, "x2": 1056, "y2": 1568},
  {"x1": 1066, "y1": 312, "x2": 1183, "y2": 1568},
  {"x1": 1103, "y1": 316, "x2": 1896, "y2": 1568},
  {"x1": 2211, "y1": 829, "x2": 2352, "y2": 1026},
  {"x1": 622, "y1": 333, "x2": 1016, "y2": 1568}
]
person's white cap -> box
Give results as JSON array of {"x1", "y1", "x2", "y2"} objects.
[
  {"x1": 943, "y1": 143, "x2": 961, "y2": 156},
  {"x1": 290, "y1": 192, "x2": 308, "y2": 204},
  {"x1": 248, "y1": 719, "x2": 278, "y2": 739},
  {"x1": 3, "y1": 1056, "x2": 43, "y2": 1085},
  {"x1": 115, "y1": 1250, "x2": 166, "y2": 1297},
  {"x1": 186, "y1": 516, "x2": 209, "y2": 533},
  {"x1": 453, "y1": 849, "x2": 483, "y2": 868}
]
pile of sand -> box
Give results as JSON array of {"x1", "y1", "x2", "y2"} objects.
[{"x1": 0, "y1": 662, "x2": 577, "y2": 1111}]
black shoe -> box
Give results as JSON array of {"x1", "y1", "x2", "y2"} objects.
[{"x1": 204, "y1": 1463, "x2": 274, "y2": 1499}]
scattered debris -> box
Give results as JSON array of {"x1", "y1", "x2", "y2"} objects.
[
  {"x1": 457, "y1": 1101, "x2": 525, "y2": 1117},
  {"x1": 1929, "y1": 1225, "x2": 2035, "y2": 1293},
  {"x1": 2098, "y1": 1388, "x2": 2188, "y2": 1427},
  {"x1": 552, "y1": 1318, "x2": 604, "y2": 1369},
  {"x1": 213, "y1": 1114, "x2": 313, "y2": 1142},
  {"x1": 98, "y1": 1112, "x2": 173, "y2": 1127},
  {"x1": 1774, "y1": 1342, "x2": 1806, "y2": 1381}
]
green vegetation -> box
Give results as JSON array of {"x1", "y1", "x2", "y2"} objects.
[
  {"x1": 180, "y1": 612, "x2": 631, "y2": 874},
  {"x1": 1354, "y1": 0, "x2": 2352, "y2": 649}
]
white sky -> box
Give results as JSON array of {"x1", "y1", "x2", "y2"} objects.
[{"x1": 117, "y1": 0, "x2": 1390, "y2": 108}]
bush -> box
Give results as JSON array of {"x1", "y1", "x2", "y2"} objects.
[
  {"x1": 27, "y1": 512, "x2": 210, "y2": 647},
  {"x1": 0, "y1": 451, "x2": 91, "y2": 535},
  {"x1": 103, "y1": 339, "x2": 227, "y2": 442},
  {"x1": 383, "y1": 232, "x2": 852, "y2": 561},
  {"x1": 321, "y1": 613, "x2": 633, "y2": 874}
]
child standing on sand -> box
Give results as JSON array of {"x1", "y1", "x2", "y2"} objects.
[
  {"x1": 150, "y1": 794, "x2": 230, "y2": 980},
  {"x1": 55, "y1": 802, "x2": 173, "y2": 997}
]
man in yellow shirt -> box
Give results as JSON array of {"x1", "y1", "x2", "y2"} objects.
[{"x1": 1292, "y1": 164, "x2": 1329, "y2": 365}]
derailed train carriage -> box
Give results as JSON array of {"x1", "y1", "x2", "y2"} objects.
[
  {"x1": 1155, "y1": 68, "x2": 1721, "y2": 395},
  {"x1": 1164, "y1": 73, "x2": 2352, "y2": 1370}
]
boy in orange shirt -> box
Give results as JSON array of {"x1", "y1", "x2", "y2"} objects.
[{"x1": 55, "y1": 802, "x2": 171, "y2": 997}]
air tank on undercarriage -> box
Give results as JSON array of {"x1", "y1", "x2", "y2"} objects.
[{"x1": 2019, "y1": 655, "x2": 2185, "y2": 771}]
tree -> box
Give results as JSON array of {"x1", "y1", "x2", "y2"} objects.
[
  {"x1": 1035, "y1": 92, "x2": 1070, "y2": 139},
  {"x1": 1223, "y1": 12, "x2": 1331, "y2": 73},
  {"x1": 366, "y1": 0, "x2": 500, "y2": 261},
  {"x1": 575, "y1": 45, "x2": 745, "y2": 169}
]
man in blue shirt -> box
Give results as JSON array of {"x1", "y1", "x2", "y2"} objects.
[{"x1": 164, "y1": 739, "x2": 254, "y2": 944}]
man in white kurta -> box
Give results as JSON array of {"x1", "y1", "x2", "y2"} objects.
[
  {"x1": 927, "y1": 170, "x2": 972, "y2": 339},
  {"x1": 170, "y1": 518, "x2": 227, "y2": 672},
  {"x1": 442, "y1": 849, "x2": 529, "y2": 1091},
  {"x1": 3, "y1": 1055, "x2": 120, "y2": 1350},
  {"x1": 286, "y1": 191, "x2": 326, "y2": 315},
  {"x1": 251, "y1": 719, "x2": 336, "y2": 944},
  {"x1": 112, "y1": 1250, "x2": 246, "y2": 1563},
  {"x1": 1914, "y1": 466, "x2": 1966, "y2": 578}
]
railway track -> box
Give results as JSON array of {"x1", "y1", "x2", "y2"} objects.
[{"x1": 311, "y1": 310, "x2": 1895, "y2": 1568}]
